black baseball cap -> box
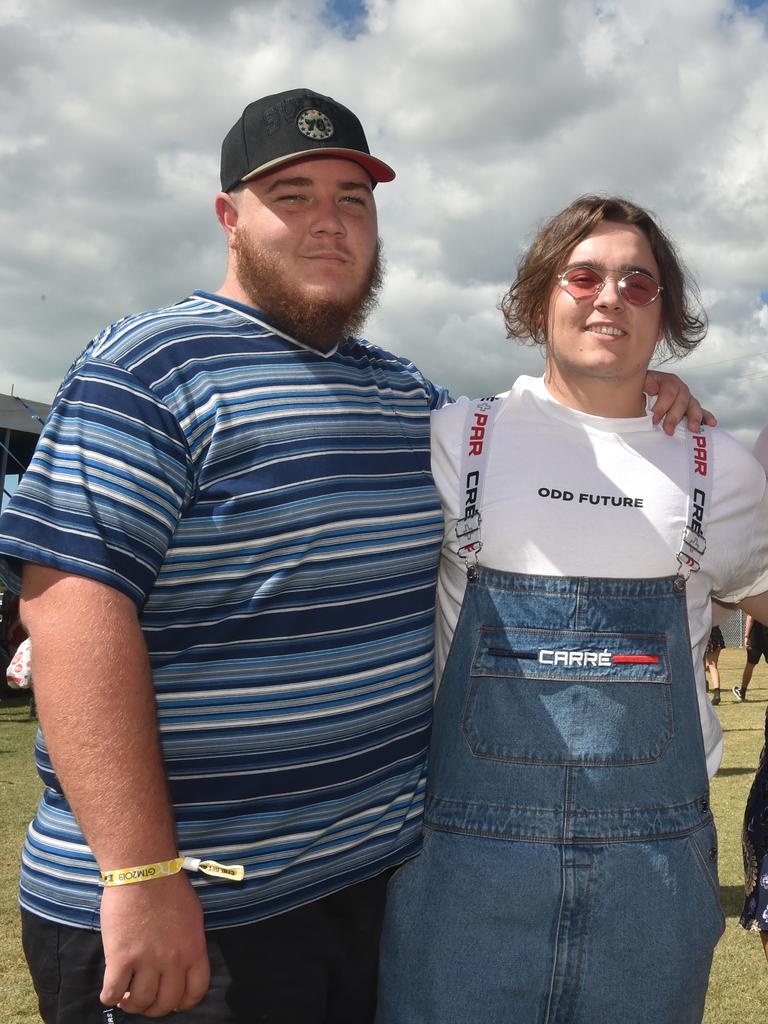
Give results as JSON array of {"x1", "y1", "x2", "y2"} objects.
[{"x1": 220, "y1": 88, "x2": 396, "y2": 192}]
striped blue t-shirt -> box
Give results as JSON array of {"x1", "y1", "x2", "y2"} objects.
[{"x1": 0, "y1": 291, "x2": 449, "y2": 929}]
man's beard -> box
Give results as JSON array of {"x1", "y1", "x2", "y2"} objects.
[{"x1": 232, "y1": 228, "x2": 384, "y2": 351}]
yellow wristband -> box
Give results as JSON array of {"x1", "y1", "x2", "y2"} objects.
[{"x1": 101, "y1": 856, "x2": 244, "y2": 887}]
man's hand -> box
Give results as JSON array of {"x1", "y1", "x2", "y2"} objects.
[
  {"x1": 644, "y1": 370, "x2": 717, "y2": 436},
  {"x1": 100, "y1": 873, "x2": 210, "y2": 1016}
]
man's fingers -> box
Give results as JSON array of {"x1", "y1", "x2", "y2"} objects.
[
  {"x1": 177, "y1": 957, "x2": 213, "y2": 1012},
  {"x1": 131, "y1": 956, "x2": 212, "y2": 1017},
  {"x1": 700, "y1": 408, "x2": 717, "y2": 427},
  {"x1": 115, "y1": 966, "x2": 161, "y2": 1015},
  {"x1": 685, "y1": 405, "x2": 718, "y2": 433},
  {"x1": 100, "y1": 963, "x2": 133, "y2": 1009},
  {"x1": 680, "y1": 406, "x2": 716, "y2": 433},
  {"x1": 137, "y1": 966, "x2": 188, "y2": 1019}
]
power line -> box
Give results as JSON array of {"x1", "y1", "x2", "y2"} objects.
[{"x1": 687, "y1": 349, "x2": 768, "y2": 372}]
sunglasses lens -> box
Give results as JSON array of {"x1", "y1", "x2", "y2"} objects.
[
  {"x1": 561, "y1": 267, "x2": 660, "y2": 305},
  {"x1": 561, "y1": 268, "x2": 602, "y2": 298},
  {"x1": 621, "y1": 273, "x2": 659, "y2": 305}
]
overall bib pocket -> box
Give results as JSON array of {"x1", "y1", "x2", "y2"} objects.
[{"x1": 463, "y1": 627, "x2": 673, "y2": 765}]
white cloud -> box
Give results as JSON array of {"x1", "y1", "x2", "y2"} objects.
[{"x1": 0, "y1": 0, "x2": 767, "y2": 442}]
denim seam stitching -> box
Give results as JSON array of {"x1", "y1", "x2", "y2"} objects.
[{"x1": 423, "y1": 820, "x2": 716, "y2": 843}]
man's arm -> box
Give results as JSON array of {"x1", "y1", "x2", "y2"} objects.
[
  {"x1": 744, "y1": 614, "x2": 755, "y2": 648},
  {"x1": 643, "y1": 370, "x2": 716, "y2": 435},
  {"x1": 21, "y1": 564, "x2": 210, "y2": 1016}
]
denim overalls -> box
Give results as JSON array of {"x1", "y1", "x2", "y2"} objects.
[{"x1": 376, "y1": 404, "x2": 724, "y2": 1024}]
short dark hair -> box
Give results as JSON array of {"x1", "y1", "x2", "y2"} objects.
[{"x1": 500, "y1": 195, "x2": 707, "y2": 359}]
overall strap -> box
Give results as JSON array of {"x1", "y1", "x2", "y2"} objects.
[
  {"x1": 455, "y1": 396, "x2": 501, "y2": 571},
  {"x1": 674, "y1": 428, "x2": 713, "y2": 591}
]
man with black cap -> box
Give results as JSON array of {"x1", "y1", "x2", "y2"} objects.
[
  {"x1": 1, "y1": 87, "x2": 443, "y2": 1024},
  {"x1": 0, "y1": 90, "x2": 706, "y2": 1023}
]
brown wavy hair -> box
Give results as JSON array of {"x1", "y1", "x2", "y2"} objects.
[{"x1": 500, "y1": 195, "x2": 707, "y2": 360}]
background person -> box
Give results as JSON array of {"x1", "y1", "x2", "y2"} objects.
[
  {"x1": 741, "y1": 724, "x2": 768, "y2": 963},
  {"x1": 0, "y1": 590, "x2": 33, "y2": 716},
  {"x1": 375, "y1": 195, "x2": 768, "y2": 1024},
  {"x1": 705, "y1": 625, "x2": 725, "y2": 705},
  {"x1": 740, "y1": 423, "x2": 768, "y2": 962},
  {"x1": 733, "y1": 615, "x2": 768, "y2": 701}
]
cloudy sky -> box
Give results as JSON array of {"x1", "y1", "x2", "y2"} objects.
[{"x1": 1, "y1": 0, "x2": 767, "y2": 445}]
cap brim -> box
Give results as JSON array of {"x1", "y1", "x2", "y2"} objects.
[{"x1": 236, "y1": 148, "x2": 396, "y2": 188}]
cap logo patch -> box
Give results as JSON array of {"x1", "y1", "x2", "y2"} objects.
[{"x1": 297, "y1": 108, "x2": 334, "y2": 140}]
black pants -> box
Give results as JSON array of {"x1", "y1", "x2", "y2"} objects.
[{"x1": 22, "y1": 870, "x2": 392, "y2": 1024}]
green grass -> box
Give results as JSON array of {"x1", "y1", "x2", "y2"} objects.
[
  {"x1": 1, "y1": 651, "x2": 766, "y2": 1022},
  {"x1": 704, "y1": 649, "x2": 768, "y2": 1023},
  {"x1": 0, "y1": 693, "x2": 43, "y2": 1023}
]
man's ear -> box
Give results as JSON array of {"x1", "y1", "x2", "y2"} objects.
[{"x1": 215, "y1": 191, "x2": 239, "y2": 237}]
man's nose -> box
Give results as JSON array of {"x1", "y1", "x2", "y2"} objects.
[{"x1": 310, "y1": 198, "x2": 346, "y2": 235}]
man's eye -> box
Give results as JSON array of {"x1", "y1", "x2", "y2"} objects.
[
  {"x1": 277, "y1": 193, "x2": 304, "y2": 203},
  {"x1": 340, "y1": 194, "x2": 365, "y2": 205}
]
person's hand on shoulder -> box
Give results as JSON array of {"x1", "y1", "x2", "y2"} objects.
[{"x1": 644, "y1": 370, "x2": 717, "y2": 436}]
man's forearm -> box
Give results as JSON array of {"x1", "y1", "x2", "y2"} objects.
[
  {"x1": 21, "y1": 564, "x2": 178, "y2": 868},
  {"x1": 744, "y1": 614, "x2": 755, "y2": 645}
]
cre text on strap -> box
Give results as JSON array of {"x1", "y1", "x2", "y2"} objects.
[{"x1": 456, "y1": 396, "x2": 501, "y2": 569}]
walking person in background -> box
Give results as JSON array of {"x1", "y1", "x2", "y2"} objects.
[
  {"x1": 705, "y1": 625, "x2": 725, "y2": 705},
  {"x1": 733, "y1": 615, "x2": 768, "y2": 701}
]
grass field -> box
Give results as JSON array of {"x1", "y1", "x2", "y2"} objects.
[
  {"x1": 1, "y1": 688, "x2": 41, "y2": 1024},
  {"x1": 1, "y1": 648, "x2": 767, "y2": 1021}
]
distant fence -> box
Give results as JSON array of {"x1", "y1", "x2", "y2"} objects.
[{"x1": 720, "y1": 609, "x2": 747, "y2": 648}]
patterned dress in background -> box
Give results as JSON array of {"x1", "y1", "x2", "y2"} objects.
[
  {"x1": 741, "y1": 708, "x2": 768, "y2": 932},
  {"x1": 706, "y1": 625, "x2": 725, "y2": 654}
]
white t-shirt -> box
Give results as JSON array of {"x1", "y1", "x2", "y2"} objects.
[{"x1": 432, "y1": 375, "x2": 768, "y2": 778}]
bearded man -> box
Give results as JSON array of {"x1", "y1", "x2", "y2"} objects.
[{"x1": 0, "y1": 92, "x2": 707, "y2": 1024}]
